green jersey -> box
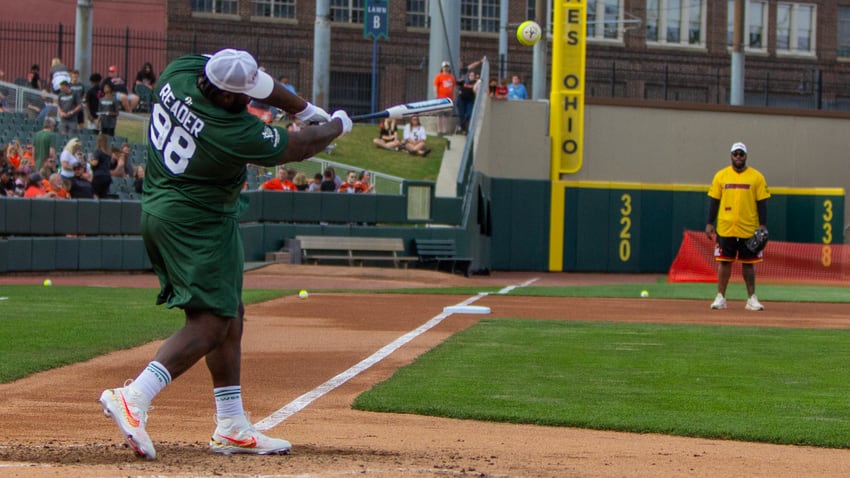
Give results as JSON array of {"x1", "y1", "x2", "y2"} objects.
[{"x1": 143, "y1": 54, "x2": 289, "y2": 221}]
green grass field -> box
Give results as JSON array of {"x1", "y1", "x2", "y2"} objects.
[
  {"x1": 116, "y1": 119, "x2": 448, "y2": 183},
  {"x1": 4, "y1": 281, "x2": 850, "y2": 448}
]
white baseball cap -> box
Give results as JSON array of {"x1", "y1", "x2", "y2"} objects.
[
  {"x1": 204, "y1": 49, "x2": 274, "y2": 99},
  {"x1": 730, "y1": 142, "x2": 748, "y2": 154}
]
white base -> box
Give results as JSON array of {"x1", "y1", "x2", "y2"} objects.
[{"x1": 443, "y1": 305, "x2": 491, "y2": 315}]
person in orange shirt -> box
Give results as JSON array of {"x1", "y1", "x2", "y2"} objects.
[
  {"x1": 23, "y1": 173, "x2": 46, "y2": 198},
  {"x1": 6, "y1": 140, "x2": 22, "y2": 170},
  {"x1": 259, "y1": 167, "x2": 296, "y2": 191},
  {"x1": 432, "y1": 60, "x2": 456, "y2": 135},
  {"x1": 44, "y1": 172, "x2": 70, "y2": 199}
]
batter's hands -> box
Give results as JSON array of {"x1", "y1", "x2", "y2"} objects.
[
  {"x1": 295, "y1": 102, "x2": 332, "y2": 123},
  {"x1": 331, "y1": 110, "x2": 352, "y2": 135},
  {"x1": 705, "y1": 224, "x2": 715, "y2": 240}
]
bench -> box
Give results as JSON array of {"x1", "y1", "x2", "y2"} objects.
[
  {"x1": 294, "y1": 235, "x2": 417, "y2": 268},
  {"x1": 414, "y1": 238, "x2": 472, "y2": 276}
]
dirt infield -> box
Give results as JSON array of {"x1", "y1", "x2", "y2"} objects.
[{"x1": 2, "y1": 265, "x2": 850, "y2": 477}]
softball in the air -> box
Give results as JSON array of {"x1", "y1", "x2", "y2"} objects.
[
  {"x1": 298, "y1": 289, "x2": 309, "y2": 299},
  {"x1": 640, "y1": 290, "x2": 649, "y2": 298},
  {"x1": 43, "y1": 279, "x2": 52, "y2": 286},
  {"x1": 517, "y1": 20, "x2": 542, "y2": 46}
]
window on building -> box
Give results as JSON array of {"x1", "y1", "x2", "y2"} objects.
[
  {"x1": 331, "y1": 0, "x2": 364, "y2": 24},
  {"x1": 461, "y1": 0, "x2": 499, "y2": 33},
  {"x1": 839, "y1": 6, "x2": 850, "y2": 57},
  {"x1": 588, "y1": 0, "x2": 623, "y2": 41},
  {"x1": 253, "y1": 0, "x2": 295, "y2": 18},
  {"x1": 526, "y1": 1, "x2": 624, "y2": 42},
  {"x1": 645, "y1": 0, "x2": 705, "y2": 47},
  {"x1": 192, "y1": 0, "x2": 238, "y2": 14},
  {"x1": 407, "y1": 0, "x2": 429, "y2": 28},
  {"x1": 726, "y1": 1, "x2": 768, "y2": 52},
  {"x1": 776, "y1": 3, "x2": 815, "y2": 55}
]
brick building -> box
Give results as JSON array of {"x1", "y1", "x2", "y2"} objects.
[{"x1": 3, "y1": 1, "x2": 849, "y2": 114}]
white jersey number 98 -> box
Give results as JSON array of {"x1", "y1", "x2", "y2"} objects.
[{"x1": 150, "y1": 103, "x2": 197, "y2": 175}]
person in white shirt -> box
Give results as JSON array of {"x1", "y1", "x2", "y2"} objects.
[{"x1": 402, "y1": 115, "x2": 431, "y2": 156}]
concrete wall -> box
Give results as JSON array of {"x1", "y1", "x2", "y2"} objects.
[{"x1": 475, "y1": 98, "x2": 850, "y2": 229}]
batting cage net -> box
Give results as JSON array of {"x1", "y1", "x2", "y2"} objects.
[{"x1": 668, "y1": 230, "x2": 850, "y2": 284}]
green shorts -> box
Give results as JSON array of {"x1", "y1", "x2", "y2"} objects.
[{"x1": 141, "y1": 211, "x2": 243, "y2": 318}]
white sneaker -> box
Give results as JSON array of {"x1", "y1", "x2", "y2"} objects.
[
  {"x1": 710, "y1": 293, "x2": 727, "y2": 310},
  {"x1": 99, "y1": 384, "x2": 156, "y2": 460},
  {"x1": 210, "y1": 415, "x2": 291, "y2": 455},
  {"x1": 746, "y1": 295, "x2": 765, "y2": 311}
]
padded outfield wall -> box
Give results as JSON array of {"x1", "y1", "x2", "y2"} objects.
[{"x1": 477, "y1": 99, "x2": 848, "y2": 272}]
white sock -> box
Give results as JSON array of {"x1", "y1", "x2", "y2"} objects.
[
  {"x1": 214, "y1": 386, "x2": 244, "y2": 418},
  {"x1": 129, "y1": 361, "x2": 171, "y2": 403}
]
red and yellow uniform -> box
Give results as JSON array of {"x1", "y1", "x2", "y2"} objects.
[{"x1": 708, "y1": 166, "x2": 770, "y2": 238}]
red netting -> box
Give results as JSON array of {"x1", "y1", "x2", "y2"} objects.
[{"x1": 668, "y1": 230, "x2": 850, "y2": 285}]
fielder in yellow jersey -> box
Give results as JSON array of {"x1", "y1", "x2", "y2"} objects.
[{"x1": 705, "y1": 142, "x2": 770, "y2": 311}]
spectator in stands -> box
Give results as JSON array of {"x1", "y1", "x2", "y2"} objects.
[
  {"x1": 308, "y1": 172, "x2": 323, "y2": 192},
  {"x1": 320, "y1": 168, "x2": 337, "y2": 192},
  {"x1": 247, "y1": 100, "x2": 276, "y2": 124},
  {"x1": 13, "y1": 172, "x2": 26, "y2": 196},
  {"x1": 706, "y1": 142, "x2": 770, "y2": 311},
  {"x1": 135, "y1": 62, "x2": 157, "y2": 90},
  {"x1": 28, "y1": 64, "x2": 43, "y2": 91},
  {"x1": 373, "y1": 118, "x2": 401, "y2": 151},
  {"x1": 120, "y1": 143, "x2": 135, "y2": 176},
  {"x1": 39, "y1": 156, "x2": 58, "y2": 181},
  {"x1": 358, "y1": 170, "x2": 375, "y2": 193},
  {"x1": 43, "y1": 172, "x2": 69, "y2": 199},
  {"x1": 57, "y1": 80, "x2": 83, "y2": 134},
  {"x1": 85, "y1": 73, "x2": 103, "y2": 130},
  {"x1": 433, "y1": 60, "x2": 456, "y2": 135},
  {"x1": 507, "y1": 74, "x2": 528, "y2": 100},
  {"x1": 90, "y1": 134, "x2": 114, "y2": 198},
  {"x1": 278, "y1": 74, "x2": 296, "y2": 95},
  {"x1": 110, "y1": 147, "x2": 129, "y2": 178},
  {"x1": 32, "y1": 117, "x2": 57, "y2": 170},
  {"x1": 293, "y1": 172, "x2": 308, "y2": 191},
  {"x1": 97, "y1": 82, "x2": 120, "y2": 137},
  {"x1": 49, "y1": 58, "x2": 71, "y2": 93},
  {"x1": 402, "y1": 115, "x2": 431, "y2": 156},
  {"x1": 59, "y1": 137, "x2": 82, "y2": 179},
  {"x1": 19, "y1": 142, "x2": 35, "y2": 174},
  {"x1": 337, "y1": 170, "x2": 366, "y2": 193},
  {"x1": 23, "y1": 172, "x2": 46, "y2": 198},
  {"x1": 133, "y1": 165, "x2": 145, "y2": 195},
  {"x1": 69, "y1": 70, "x2": 86, "y2": 130},
  {"x1": 134, "y1": 62, "x2": 156, "y2": 112},
  {"x1": 259, "y1": 167, "x2": 296, "y2": 191},
  {"x1": 6, "y1": 140, "x2": 23, "y2": 170},
  {"x1": 0, "y1": 169, "x2": 14, "y2": 196},
  {"x1": 68, "y1": 162, "x2": 95, "y2": 198},
  {"x1": 103, "y1": 65, "x2": 140, "y2": 112}
]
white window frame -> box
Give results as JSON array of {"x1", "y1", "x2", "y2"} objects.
[
  {"x1": 331, "y1": 0, "x2": 365, "y2": 25},
  {"x1": 646, "y1": 0, "x2": 706, "y2": 49},
  {"x1": 253, "y1": 0, "x2": 296, "y2": 19},
  {"x1": 191, "y1": 0, "x2": 238, "y2": 15},
  {"x1": 406, "y1": 0, "x2": 429, "y2": 28},
  {"x1": 726, "y1": 0, "x2": 768, "y2": 54},
  {"x1": 587, "y1": 0, "x2": 625, "y2": 43},
  {"x1": 461, "y1": 0, "x2": 499, "y2": 33},
  {"x1": 776, "y1": 2, "x2": 816, "y2": 57},
  {"x1": 527, "y1": 1, "x2": 626, "y2": 43},
  {"x1": 838, "y1": 5, "x2": 850, "y2": 58}
]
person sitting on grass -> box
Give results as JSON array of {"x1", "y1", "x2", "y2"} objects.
[
  {"x1": 402, "y1": 115, "x2": 431, "y2": 157},
  {"x1": 373, "y1": 118, "x2": 401, "y2": 151}
]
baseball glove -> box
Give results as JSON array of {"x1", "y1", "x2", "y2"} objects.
[{"x1": 746, "y1": 228, "x2": 769, "y2": 253}]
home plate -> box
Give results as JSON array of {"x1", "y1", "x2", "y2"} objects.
[{"x1": 443, "y1": 305, "x2": 491, "y2": 314}]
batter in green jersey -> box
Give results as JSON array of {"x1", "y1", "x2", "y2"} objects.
[{"x1": 100, "y1": 48, "x2": 352, "y2": 460}]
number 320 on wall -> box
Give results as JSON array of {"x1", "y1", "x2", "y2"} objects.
[{"x1": 619, "y1": 193, "x2": 632, "y2": 262}]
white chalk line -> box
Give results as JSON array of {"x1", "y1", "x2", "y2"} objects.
[
  {"x1": 254, "y1": 294, "x2": 484, "y2": 431},
  {"x1": 254, "y1": 278, "x2": 539, "y2": 432}
]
